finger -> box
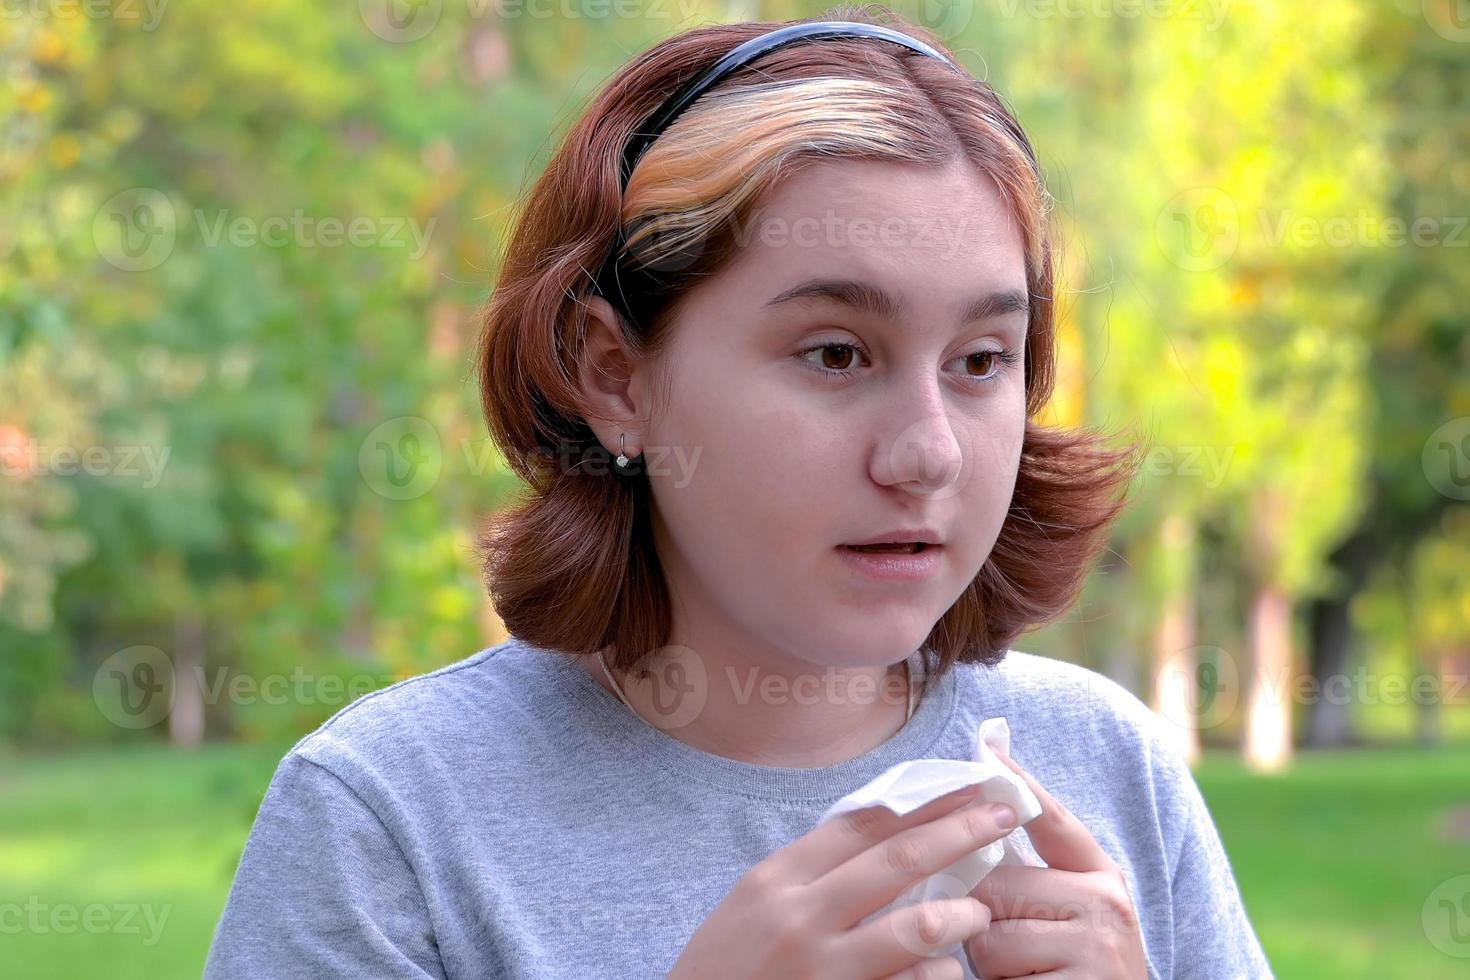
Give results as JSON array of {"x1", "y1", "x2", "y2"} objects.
[
  {"x1": 812, "y1": 799, "x2": 1020, "y2": 930},
  {"x1": 876, "y1": 956, "x2": 966, "y2": 980},
  {"x1": 992, "y1": 751, "x2": 1113, "y2": 874},
  {"x1": 773, "y1": 785, "x2": 984, "y2": 883},
  {"x1": 837, "y1": 896, "x2": 989, "y2": 978},
  {"x1": 965, "y1": 915, "x2": 1084, "y2": 978},
  {"x1": 970, "y1": 865, "x2": 1094, "y2": 922}
]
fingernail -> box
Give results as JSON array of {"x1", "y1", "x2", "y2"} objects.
[{"x1": 993, "y1": 804, "x2": 1016, "y2": 829}]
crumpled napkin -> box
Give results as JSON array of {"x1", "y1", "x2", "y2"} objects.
[{"x1": 816, "y1": 717, "x2": 1045, "y2": 978}]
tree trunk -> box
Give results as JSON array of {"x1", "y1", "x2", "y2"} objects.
[
  {"x1": 1304, "y1": 480, "x2": 1453, "y2": 746},
  {"x1": 169, "y1": 617, "x2": 205, "y2": 748},
  {"x1": 1415, "y1": 646, "x2": 1449, "y2": 748},
  {"x1": 1304, "y1": 515, "x2": 1381, "y2": 746},
  {"x1": 1305, "y1": 592, "x2": 1355, "y2": 746},
  {"x1": 1152, "y1": 512, "x2": 1200, "y2": 765},
  {"x1": 1244, "y1": 584, "x2": 1294, "y2": 772}
]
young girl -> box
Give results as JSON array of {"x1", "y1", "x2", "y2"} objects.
[{"x1": 205, "y1": 9, "x2": 1273, "y2": 979}]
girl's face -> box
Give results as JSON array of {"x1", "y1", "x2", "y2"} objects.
[{"x1": 611, "y1": 157, "x2": 1030, "y2": 672}]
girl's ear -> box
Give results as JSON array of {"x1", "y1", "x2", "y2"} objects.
[{"x1": 574, "y1": 293, "x2": 649, "y2": 451}]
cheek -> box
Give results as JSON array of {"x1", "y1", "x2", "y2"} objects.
[
  {"x1": 953, "y1": 407, "x2": 1026, "y2": 556},
  {"x1": 646, "y1": 377, "x2": 831, "y2": 558}
]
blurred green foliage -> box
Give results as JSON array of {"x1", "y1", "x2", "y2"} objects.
[{"x1": 0, "y1": 0, "x2": 1466, "y2": 753}]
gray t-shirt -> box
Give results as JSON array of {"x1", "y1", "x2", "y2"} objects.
[{"x1": 203, "y1": 637, "x2": 1273, "y2": 979}]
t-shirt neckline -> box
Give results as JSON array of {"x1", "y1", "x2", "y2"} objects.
[{"x1": 535, "y1": 641, "x2": 960, "y2": 802}]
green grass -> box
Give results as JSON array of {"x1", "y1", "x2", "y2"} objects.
[
  {"x1": 2, "y1": 741, "x2": 1468, "y2": 978},
  {"x1": 1192, "y1": 744, "x2": 1470, "y2": 979},
  {"x1": 0, "y1": 741, "x2": 294, "y2": 980}
]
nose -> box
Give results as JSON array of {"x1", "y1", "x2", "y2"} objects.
[{"x1": 870, "y1": 379, "x2": 965, "y2": 497}]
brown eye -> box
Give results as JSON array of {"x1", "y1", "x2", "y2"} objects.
[
  {"x1": 967, "y1": 350, "x2": 998, "y2": 378},
  {"x1": 797, "y1": 342, "x2": 868, "y2": 378},
  {"x1": 948, "y1": 347, "x2": 1019, "y2": 385},
  {"x1": 819, "y1": 344, "x2": 858, "y2": 371}
]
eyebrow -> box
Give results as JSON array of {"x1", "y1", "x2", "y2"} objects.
[{"x1": 763, "y1": 277, "x2": 1030, "y2": 327}]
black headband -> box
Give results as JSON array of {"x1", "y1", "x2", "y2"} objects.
[{"x1": 591, "y1": 21, "x2": 964, "y2": 308}]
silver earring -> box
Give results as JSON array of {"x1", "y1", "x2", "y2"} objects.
[{"x1": 565, "y1": 433, "x2": 640, "y2": 476}]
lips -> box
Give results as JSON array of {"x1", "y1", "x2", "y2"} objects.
[
  {"x1": 843, "y1": 527, "x2": 943, "y2": 549},
  {"x1": 843, "y1": 542, "x2": 932, "y2": 554},
  {"x1": 837, "y1": 541, "x2": 943, "y2": 582}
]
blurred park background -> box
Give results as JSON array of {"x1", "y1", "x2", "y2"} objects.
[{"x1": 2, "y1": 0, "x2": 1468, "y2": 977}]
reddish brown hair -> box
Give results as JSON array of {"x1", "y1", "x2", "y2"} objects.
[{"x1": 475, "y1": 4, "x2": 1140, "y2": 677}]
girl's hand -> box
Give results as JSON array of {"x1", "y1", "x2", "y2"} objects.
[
  {"x1": 964, "y1": 750, "x2": 1149, "y2": 979},
  {"x1": 669, "y1": 785, "x2": 1018, "y2": 980}
]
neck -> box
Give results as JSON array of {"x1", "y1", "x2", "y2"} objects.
[{"x1": 588, "y1": 641, "x2": 917, "y2": 768}]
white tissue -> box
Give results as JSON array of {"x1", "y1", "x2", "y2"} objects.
[{"x1": 816, "y1": 717, "x2": 1045, "y2": 979}]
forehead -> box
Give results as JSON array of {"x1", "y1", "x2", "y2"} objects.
[{"x1": 718, "y1": 156, "x2": 1029, "y2": 297}]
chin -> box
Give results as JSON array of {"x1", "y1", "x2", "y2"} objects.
[{"x1": 816, "y1": 627, "x2": 933, "y2": 668}]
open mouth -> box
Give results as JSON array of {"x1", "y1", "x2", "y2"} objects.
[{"x1": 842, "y1": 542, "x2": 933, "y2": 554}]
